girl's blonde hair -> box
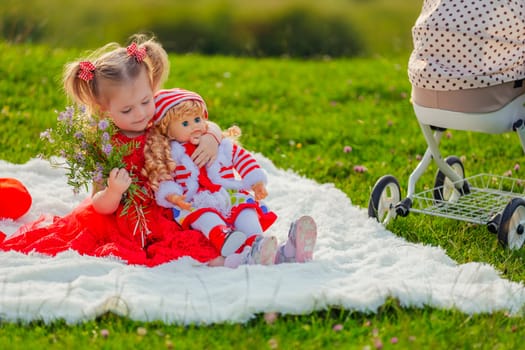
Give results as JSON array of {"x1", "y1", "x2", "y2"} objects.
[
  {"x1": 63, "y1": 33, "x2": 169, "y2": 116},
  {"x1": 143, "y1": 100, "x2": 206, "y2": 192}
]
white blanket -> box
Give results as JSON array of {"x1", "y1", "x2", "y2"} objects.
[{"x1": 1, "y1": 157, "x2": 524, "y2": 325}]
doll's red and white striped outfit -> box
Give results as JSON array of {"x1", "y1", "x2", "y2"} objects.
[{"x1": 155, "y1": 138, "x2": 277, "y2": 251}]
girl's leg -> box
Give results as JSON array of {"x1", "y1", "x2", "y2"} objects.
[
  {"x1": 275, "y1": 215, "x2": 317, "y2": 264},
  {"x1": 192, "y1": 212, "x2": 246, "y2": 256},
  {"x1": 224, "y1": 249, "x2": 248, "y2": 268},
  {"x1": 223, "y1": 236, "x2": 278, "y2": 267},
  {"x1": 233, "y1": 208, "x2": 277, "y2": 264},
  {"x1": 207, "y1": 256, "x2": 225, "y2": 267}
]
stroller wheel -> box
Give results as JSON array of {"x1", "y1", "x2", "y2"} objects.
[
  {"x1": 498, "y1": 198, "x2": 525, "y2": 250},
  {"x1": 433, "y1": 156, "x2": 469, "y2": 203},
  {"x1": 368, "y1": 175, "x2": 401, "y2": 225},
  {"x1": 486, "y1": 213, "x2": 501, "y2": 234}
]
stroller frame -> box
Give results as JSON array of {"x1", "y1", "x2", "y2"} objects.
[{"x1": 368, "y1": 94, "x2": 525, "y2": 249}]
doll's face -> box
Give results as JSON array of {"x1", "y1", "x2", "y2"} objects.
[{"x1": 167, "y1": 112, "x2": 207, "y2": 145}]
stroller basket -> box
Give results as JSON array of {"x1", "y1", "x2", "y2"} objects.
[
  {"x1": 411, "y1": 174, "x2": 525, "y2": 225},
  {"x1": 368, "y1": 94, "x2": 525, "y2": 249}
]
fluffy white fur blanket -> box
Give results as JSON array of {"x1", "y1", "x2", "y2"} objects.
[{"x1": 1, "y1": 156, "x2": 524, "y2": 325}]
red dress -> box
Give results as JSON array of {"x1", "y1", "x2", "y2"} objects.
[{"x1": 0, "y1": 133, "x2": 220, "y2": 267}]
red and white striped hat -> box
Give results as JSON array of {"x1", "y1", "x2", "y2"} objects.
[{"x1": 153, "y1": 88, "x2": 208, "y2": 124}]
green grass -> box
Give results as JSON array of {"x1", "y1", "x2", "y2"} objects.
[{"x1": 2, "y1": 41, "x2": 525, "y2": 349}]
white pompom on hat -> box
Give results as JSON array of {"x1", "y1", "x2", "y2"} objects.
[{"x1": 153, "y1": 88, "x2": 208, "y2": 124}]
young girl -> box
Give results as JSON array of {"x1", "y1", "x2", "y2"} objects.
[
  {"x1": 143, "y1": 88, "x2": 318, "y2": 265},
  {"x1": 0, "y1": 35, "x2": 226, "y2": 267}
]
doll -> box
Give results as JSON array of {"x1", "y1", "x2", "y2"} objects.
[{"x1": 143, "y1": 88, "x2": 278, "y2": 260}]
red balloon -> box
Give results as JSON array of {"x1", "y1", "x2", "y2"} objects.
[{"x1": 0, "y1": 178, "x2": 32, "y2": 219}]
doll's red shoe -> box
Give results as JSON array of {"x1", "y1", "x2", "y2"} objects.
[{"x1": 209, "y1": 225, "x2": 246, "y2": 256}]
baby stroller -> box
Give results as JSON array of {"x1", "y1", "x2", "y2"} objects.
[{"x1": 368, "y1": 92, "x2": 525, "y2": 250}]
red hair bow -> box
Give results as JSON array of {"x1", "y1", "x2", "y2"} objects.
[
  {"x1": 127, "y1": 42, "x2": 147, "y2": 62},
  {"x1": 78, "y1": 61, "x2": 96, "y2": 82}
]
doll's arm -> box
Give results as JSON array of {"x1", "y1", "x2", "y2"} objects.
[
  {"x1": 156, "y1": 180, "x2": 187, "y2": 209},
  {"x1": 251, "y1": 181, "x2": 268, "y2": 201},
  {"x1": 91, "y1": 168, "x2": 131, "y2": 214},
  {"x1": 230, "y1": 142, "x2": 268, "y2": 193},
  {"x1": 191, "y1": 121, "x2": 223, "y2": 167},
  {"x1": 166, "y1": 193, "x2": 192, "y2": 210}
]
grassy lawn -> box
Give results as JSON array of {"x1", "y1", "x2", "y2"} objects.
[{"x1": 2, "y1": 41, "x2": 525, "y2": 349}]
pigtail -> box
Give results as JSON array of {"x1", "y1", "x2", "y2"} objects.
[
  {"x1": 223, "y1": 125, "x2": 242, "y2": 143},
  {"x1": 129, "y1": 34, "x2": 169, "y2": 91},
  {"x1": 62, "y1": 60, "x2": 98, "y2": 114}
]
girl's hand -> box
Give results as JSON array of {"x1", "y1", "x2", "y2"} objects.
[
  {"x1": 91, "y1": 168, "x2": 131, "y2": 215},
  {"x1": 192, "y1": 133, "x2": 219, "y2": 167},
  {"x1": 166, "y1": 193, "x2": 192, "y2": 210},
  {"x1": 191, "y1": 121, "x2": 222, "y2": 167},
  {"x1": 252, "y1": 182, "x2": 268, "y2": 201},
  {"x1": 107, "y1": 168, "x2": 132, "y2": 196}
]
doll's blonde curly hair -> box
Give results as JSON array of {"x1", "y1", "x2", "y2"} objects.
[
  {"x1": 143, "y1": 100, "x2": 205, "y2": 192},
  {"x1": 143, "y1": 99, "x2": 242, "y2": 192}
]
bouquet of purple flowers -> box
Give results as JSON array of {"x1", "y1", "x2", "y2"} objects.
[{"x1": 40, "y1": 105, "x2": 147, "y2": 219}]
